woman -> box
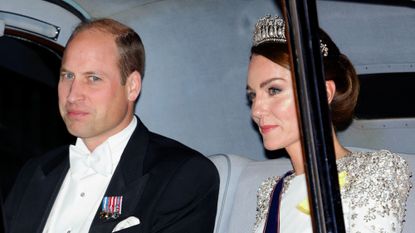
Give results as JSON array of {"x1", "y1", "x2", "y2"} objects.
[{"x1": 248, "y1": 15, "x2": 412, "y2": 233}]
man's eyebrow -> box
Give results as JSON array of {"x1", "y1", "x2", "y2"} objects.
[{"x1": 60, "y1": 67, "x2": 70, "y2": 73}]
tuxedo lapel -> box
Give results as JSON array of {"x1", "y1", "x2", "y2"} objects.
[
  {"x1": 89, "y1": 120, "x2": 150, "y2": 233},
  {"x1": 11, "y1": 148, "x2": 69, "y2": 233}
]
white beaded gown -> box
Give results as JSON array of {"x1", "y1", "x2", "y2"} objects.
[{"x1": 254, "y1": 150, "x2": 412, "y2": 233}]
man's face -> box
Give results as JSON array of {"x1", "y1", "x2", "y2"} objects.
[{"x1": 58, "y1": 29, "x2": 139, "y2": 151}]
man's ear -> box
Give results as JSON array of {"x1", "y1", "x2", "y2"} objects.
[
  {"x1": 326, "y1": 80, "x2": 336, "y2": 104},
  {"x1": 126, "y1": 71, "x2": 141, "y2": 102}
]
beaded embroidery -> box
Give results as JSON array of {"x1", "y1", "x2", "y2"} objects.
[
  {"x1": 254, "y1": 150, "x2": 412, "y2": 233},
  {"x1": 254, "y1": 172, "x2": 296, "y2": 232}
]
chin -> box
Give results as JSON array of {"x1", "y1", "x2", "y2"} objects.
[
  {"x1": 263, "y1": 141, "x2": 282, "y2": 151},
  {"x1": 66, "y1": 124, "x2": 88, "y2": 137}
]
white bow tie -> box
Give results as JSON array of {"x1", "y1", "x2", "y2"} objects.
[{"x1": 69, "y1": 142, "x2": 113, "y2": 178}]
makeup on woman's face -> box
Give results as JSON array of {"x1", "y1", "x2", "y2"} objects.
[{"x1": 247, "y1": 54, "x2": 300, "y2": 151}]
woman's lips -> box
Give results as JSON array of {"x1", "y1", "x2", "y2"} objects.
[{"x1": 260, "y1": 125, "x2": 278, "y2": 134}]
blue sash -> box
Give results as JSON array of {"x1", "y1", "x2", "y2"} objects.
[{"x1": 264, "y1": 170, "x2": 294, "y2": 233}]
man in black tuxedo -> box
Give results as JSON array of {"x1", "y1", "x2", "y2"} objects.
[{"x1": 5, "y1": 18, "x2": 219, "y2": 233}]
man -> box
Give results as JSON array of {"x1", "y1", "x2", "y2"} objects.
[{"x1": 5, "y1": 18, "x2": 219, "y2": 233}]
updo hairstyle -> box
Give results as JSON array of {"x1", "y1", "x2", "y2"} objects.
[{"x1": 250, "y1": 29, "x2": 359, "y2": 130}]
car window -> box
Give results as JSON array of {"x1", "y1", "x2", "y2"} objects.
[{"x1": 356, "y1": 72, "x2": 415, "y2": 119}]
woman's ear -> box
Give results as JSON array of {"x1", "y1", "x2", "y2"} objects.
[
  {"x1": 126, "y1": 71, "x2": 141, "y2": 102},
  {"x1": 326, "y1": 80, "x2": 336, "y2": 104}
]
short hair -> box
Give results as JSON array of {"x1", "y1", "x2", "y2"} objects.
[
  {"x1": 250, "y1": 29, "x2": 360, "y2": 131},
  {"x1": 66, "y1": 18, "x2": 145, "y2": 85}
]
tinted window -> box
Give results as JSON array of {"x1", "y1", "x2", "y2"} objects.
[
  {"x1": 355, "y1": 73, "x2": 415, "y2": 119},
  {"x1": 0, "y1": 35, "x2": 75, "y2": 199}
]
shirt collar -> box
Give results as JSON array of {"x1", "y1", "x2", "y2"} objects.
[{"x1": 73, "y1": 116, "x2": 138, "y2": 174}]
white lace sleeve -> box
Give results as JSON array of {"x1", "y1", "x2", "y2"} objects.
[{"x1": 340, "y1": 150, "x2": 412, "y2": 233}]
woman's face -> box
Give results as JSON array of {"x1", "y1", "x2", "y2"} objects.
[{"x1": 247, "y1": 54, "x2": 300, "y2": 151}]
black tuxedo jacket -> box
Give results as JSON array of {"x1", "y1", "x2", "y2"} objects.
[{"x1": 5, "y1": 119, "x2": 219, "y2": 233}]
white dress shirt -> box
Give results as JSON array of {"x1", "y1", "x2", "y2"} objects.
[{"x1": 43, "y1": 117, "x2": 137, "y2": 233}]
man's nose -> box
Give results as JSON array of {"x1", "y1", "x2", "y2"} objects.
[{"x1": 66, "y1": 79, "x2": 84, "y2": 103}]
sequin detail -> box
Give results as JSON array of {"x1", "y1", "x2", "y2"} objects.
[
  {"x1": 254, "y1": 172, "x2": 295, "y2": 232},
  {"x1": 254, "y1": 176, "x2": 279, "y2": 232},
  {"x1": 337, "y1": 150, "x2": 412, "y2": 232},
  {"x1": 254, "y1": 150, "x2": 412, "y2": 233}
]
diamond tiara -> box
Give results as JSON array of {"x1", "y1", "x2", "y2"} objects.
[
  {"x1": 253, "y1": 15, "x2": 286, "y2": 46},
  {"x1": 253, "y1": 15, "x2": 329, "y2": 57}
]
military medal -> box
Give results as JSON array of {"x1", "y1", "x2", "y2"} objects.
[{"x1": 100, "y1": 196, "x2": 123, "y2": 220}]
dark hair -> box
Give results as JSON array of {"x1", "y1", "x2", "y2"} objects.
[
  {"x1": 250, "y1": 29, "x2": 359, "y2": 130},
  {"x1": 66, "y1": 18, "x2": 145, "y2": 85}
]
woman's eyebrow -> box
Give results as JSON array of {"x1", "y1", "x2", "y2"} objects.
[{"x1": 260, "y1": 77, "x2": 283, "y2": 88}]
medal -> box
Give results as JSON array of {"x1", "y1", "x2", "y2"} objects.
[{"x1": 100, "y1": 196, "x2": 123, "y2": 220}]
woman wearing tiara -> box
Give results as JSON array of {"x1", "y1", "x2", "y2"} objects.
[{"x1": 247, "y1": 15, "x2": 412, "y2": 233}]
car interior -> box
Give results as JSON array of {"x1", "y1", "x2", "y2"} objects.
[{"x1": 0, "y1": 0, "x2": 414, "y2": 232}]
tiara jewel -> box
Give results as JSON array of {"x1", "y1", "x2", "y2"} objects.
[
  {"x1": 253, "y1": 15, "x2": 286, "y2": 46},
  {"x1": 253, "y1": 15, "x2": 328, "y2": 57}
]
